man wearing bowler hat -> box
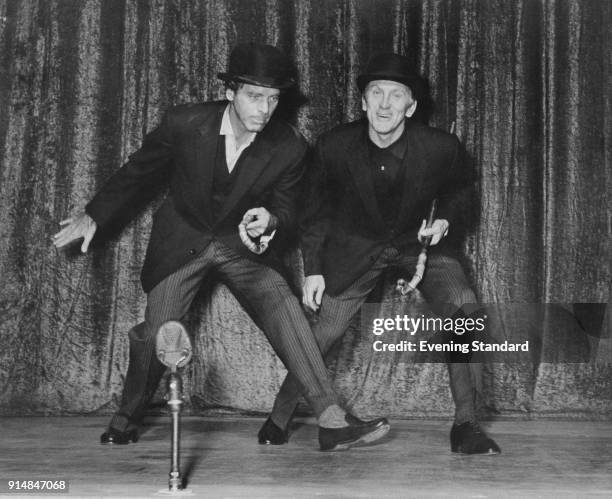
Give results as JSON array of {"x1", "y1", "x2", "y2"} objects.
[
  {"x1": 53, "y1": 43, "x2": 389, "y2": 451},
  {"x1": 259, "y1": 52, "x2": 501, "y2": 454}
]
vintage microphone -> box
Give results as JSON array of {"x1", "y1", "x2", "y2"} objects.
[{"x1": 155, "y1": 321, "x2": 193, "y2": 494}]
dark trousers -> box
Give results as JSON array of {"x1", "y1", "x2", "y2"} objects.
[
  {"x1": 270, "y1": 247, "x2": 480, "y2": 428},
  {"x1": 110, "y1": 241, "x2": 338, "y2": 431}
]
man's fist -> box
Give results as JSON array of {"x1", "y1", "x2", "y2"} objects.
[
  {"x1": 241, "y1": 207, "x2": 275, "y2": 238},
  {"x1": 417, "y1": 218, "x2": 449, "y2": 246}
]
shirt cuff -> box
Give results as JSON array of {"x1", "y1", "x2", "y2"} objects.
[{"x1": 265, "y1": 213, "x2": 279, "y2": 235}]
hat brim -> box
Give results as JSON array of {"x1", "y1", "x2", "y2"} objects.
[
  {"x1": 357, "y1": 73, "x2": 424, "y2": 97},
  {"x1": 218, "y1": 72, "x2": 295, "y2": 89}
]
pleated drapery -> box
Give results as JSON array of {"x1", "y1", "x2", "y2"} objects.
[{"x1": 0, "y1": 0, "x2": 610, "y2": 418}]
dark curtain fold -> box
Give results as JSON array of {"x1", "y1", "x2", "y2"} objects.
[{"x1": 0, "y1": 0, "x2": 610, "y2": 417}]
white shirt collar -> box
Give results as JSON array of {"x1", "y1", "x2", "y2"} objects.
[{"x1": 220, "y1": 104, "x2": 256, "y2": 172}]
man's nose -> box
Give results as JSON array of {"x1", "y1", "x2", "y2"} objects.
[
  {"x1": 258, "y1": 99, "x2": 269, "y2": 114},
  {"x1": 380, "y1": 94, "x2": 391, "y2": 108}
]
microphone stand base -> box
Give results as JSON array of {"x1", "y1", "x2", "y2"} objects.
[{"x1": 155, "y1": 488, "x2": 193, "y2": 496}]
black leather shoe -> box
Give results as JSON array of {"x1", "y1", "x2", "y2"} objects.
[
  {"x1": 319, "y1": 415, "x2": 390, "y2": 451},
  {"x1": 345, "y1": 412, "x2": 388, "y2": 428},
  {"x1": 100, "y1": 427, "x2": 139, "y2": 445},
  {"x1": 450, "y1": 421, "x2": 500, "y2": 454},
  {"x1": 258, "y1": 417, "x2": 288, "y2": 445}
]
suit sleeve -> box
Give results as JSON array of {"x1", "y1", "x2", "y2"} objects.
[
  {"x1": 85, "y1": 110, "x2": 175, "y2": 230},
  {"x1": 264, "y1": 139, "x2": 308, "y2": 235},
  {"x1": 436, "y1": 136, "x2": 477, "y2": 237},
  {"x1": 300, "y1": 137, "x2": 336, "y2": 276}
]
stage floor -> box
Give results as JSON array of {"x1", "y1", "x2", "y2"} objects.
[{"x1": 1, "y1": 417, "x2": 611, "y2": 498}]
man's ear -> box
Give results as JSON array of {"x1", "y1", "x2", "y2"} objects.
[
  {"x1": 361, "y1": 96, "x2": 367, "y2": 112},
  {"x1": 226, "y1": 88, "x2": 235, "y2": 101},
  {"x1": 405, "y1": 99, "x2": 417, "y2": 118}
]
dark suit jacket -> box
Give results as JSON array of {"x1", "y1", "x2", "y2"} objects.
[
  {"x1": 301, "y1": 118, "x2": 475, "y2": 296},
  {"x1": 86, "y1": 100, "x2": 308, "y2": 293}
]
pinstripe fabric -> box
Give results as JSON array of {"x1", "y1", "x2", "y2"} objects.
[
  {"x1": 110, "y1": 241, "x2": 337, "y2": 432},
  {"x1": 270, "y1": 248, "x2": 479, "y2": 429}
]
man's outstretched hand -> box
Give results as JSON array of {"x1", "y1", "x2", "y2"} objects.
[{"x1": 52, "y1": 212, "x2": 97, "y2": 253}]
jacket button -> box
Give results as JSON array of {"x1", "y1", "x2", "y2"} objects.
[{"x1": 188, "y1": 249, "x2": 196, "y2": 255}]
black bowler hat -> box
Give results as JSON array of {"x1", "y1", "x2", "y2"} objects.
[
  {"x1": 218, "y1": 43, "x2": 296, "y2": 89},
  {"x1": 357, "y1": 52, "x2": 426, "y2": 100}
]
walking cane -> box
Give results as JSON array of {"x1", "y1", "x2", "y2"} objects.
[
  {"x1": 396, "y1": 198, "x2": 438, "y2": 296},
  {"x1": 155, "y1": 321, "x2": 193, "y2": 495}
]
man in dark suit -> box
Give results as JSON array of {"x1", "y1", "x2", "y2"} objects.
[
  {"x1": 259, "y1": 52, "x2": 501, "y2": 455},
  {"x1": 53, "y1": 43, "x2": 389, "y2": 451}
]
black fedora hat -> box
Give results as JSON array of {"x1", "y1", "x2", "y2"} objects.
[
  {"x1": 218, "y1": 43, "x2": 296, "y2": 89},
  {"x1": 357, "y1": 52, "x2": 426, "y2": 100}
]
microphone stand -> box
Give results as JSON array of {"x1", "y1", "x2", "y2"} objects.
[{"x1": 155, "y1": 321, "x2": 193, "y2": 495}]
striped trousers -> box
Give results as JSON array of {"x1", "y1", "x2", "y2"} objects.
[
  {"x1": 270, "y1": 247, "x2": 481, "y2": 429},
  {"x1": 109, "y1": 240, "x2": 338, "y2": 432}
]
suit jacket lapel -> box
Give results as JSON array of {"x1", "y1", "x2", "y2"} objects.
[
  {"x1": 194, "y1": 105, "x2": 225, "y2": 226},
  {"x1": 214, "y1": 124, "x2": 274, "y2": 225},
  {"x1": 397, "y1": 121, "x2": 428, "y2": 224},
  {"x1": 345, "y1": 126, "x2": 386, "y2": 228}
]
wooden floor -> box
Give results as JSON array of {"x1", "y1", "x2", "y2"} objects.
[{"x1": 1, "y1": 416, "x2": 611, "y2": 498}]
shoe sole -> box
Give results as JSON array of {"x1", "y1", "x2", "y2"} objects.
[
  {"x1": 100, "y1": 439, "x2": 138, "y2": 445},
  {"x1": 451, "y1": 447, "x2": 500, "y2": 455},
  {"x1": 258, "y1": 438, "x2": 288, "y2": 445},
  {"x1": 322, "y1": 423, "x2": 390, "y2": 452},
  {"x1": 100, "y1": 433, "x2": 138, "y2": 445}
]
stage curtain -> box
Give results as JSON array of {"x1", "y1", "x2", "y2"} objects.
[{"x1": 0, "y1": 0, "x2": 610, "y2": 418}]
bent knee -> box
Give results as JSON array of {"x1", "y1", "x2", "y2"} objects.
[
  {"x1": 128, "y1": 322, "x2": 159, "y2": 343},
  {"x1": 450, "y1": 288, "x2": 477, "y2": 308}
]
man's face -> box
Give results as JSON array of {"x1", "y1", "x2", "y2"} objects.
[
  {"x1": 227, "y1": 83, "x2": 281, "y2": 135},
  {"x1": 362, "y1": 80, "x2": 417, "y2": 137}
]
